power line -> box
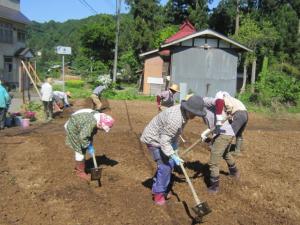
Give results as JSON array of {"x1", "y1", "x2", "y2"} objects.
[{"x1": 77, "y1": 0, "x2": 98, "y2": 14}]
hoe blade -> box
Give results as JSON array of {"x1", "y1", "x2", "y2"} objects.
[
  {"x1": 192, "y1": 202, "x2": 212, "y2": 219},
  {"x1": 91, "y1": 167, "x2": 102, "y2": 181}
]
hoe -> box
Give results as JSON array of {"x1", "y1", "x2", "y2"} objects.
[
  {"x1": 91, "y1": 152, "x2": 102, "y2": 187},
  {"x1": 179, "y1": 161, "x2": 211, "y2": 222}
]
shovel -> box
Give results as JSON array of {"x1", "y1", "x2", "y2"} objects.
[
  {"x1": 91, "y1": 152, "x2": 102, "y2": 186},
  {"x1": 179, "y1": 162, "x2": 211, "y2": 221}
]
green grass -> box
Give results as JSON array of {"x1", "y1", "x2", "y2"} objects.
[
  {"x1": 53, "y1": 84, "x2": 154, "y2": 101},
  {"x1": 53, "y1": 84, "x2": 91, "y2": 98},
  {"x1": 103, "y1": 87, "x2": 155, "y2": 101}
]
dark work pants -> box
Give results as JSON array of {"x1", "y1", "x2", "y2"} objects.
[
  {"x1": 0, "y1": 108, "x2": 7, "y2": 129},
  {"x1": 43, "y1": 101, "x2": 53, "y2": 119}
]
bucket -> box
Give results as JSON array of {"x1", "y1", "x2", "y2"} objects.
[
  {"x1": 5, "y1": 117, "x2": 13, "y2": 127},
  {"x1": 15, "y1": 116, "x2": 23, "y2": 126},
  {"x1": 21, "y1": 118, "x2": 30, "y2": 128}
]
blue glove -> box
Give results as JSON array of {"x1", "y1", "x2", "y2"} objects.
[
  {"x1": 170, "y1": 154, "x2": 184, "y2": 166},
  {"x1": 87, "y1": 143, "x2": 95, "y2": 155},
  {"x1": 171, "y1": 142, "x2": 178, "y2": 151}
]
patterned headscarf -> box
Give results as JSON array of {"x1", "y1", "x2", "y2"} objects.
[{"x1": 93, "y1": 113, "x2": 115, "y2": 132}]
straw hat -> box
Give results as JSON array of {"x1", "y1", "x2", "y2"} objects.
[
  {"x1": 185, "y1": 93, "x2": 194, "y2": 100},
  {"x1": 46, "y1": 77, "x2": 53, "y2": 84},
  {"x1": 169, "y1": 84, "x2": 180, "y2": 93},
  {"x1": 65, "y1": 91, "x2": 72, "y2": 97}
]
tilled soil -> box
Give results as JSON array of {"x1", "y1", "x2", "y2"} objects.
[{"x1": 0, "y1": 100, "x2": 299, "y2": 225}]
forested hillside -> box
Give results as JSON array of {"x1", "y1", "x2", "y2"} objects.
[{"x1": 26, "y1": 0, "x2": 300, "y2": 109}]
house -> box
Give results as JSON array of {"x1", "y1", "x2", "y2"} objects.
[
  {"x1": 140, "y1": 21, "x2": 252, "y2": 97},
  {"x1": 0, "y1": 0, "x2": 32, "y2": 88},
  {"x1": 140, "y1": 20, "x2": 196, "y2": 95}
]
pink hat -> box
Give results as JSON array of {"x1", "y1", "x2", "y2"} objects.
[{"x1": 97, "y1": 113, "x2": 115, "y2": 132}]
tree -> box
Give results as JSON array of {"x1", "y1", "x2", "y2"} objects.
[
  {"x1": 231, "y1": 15, "x2": 278, "y2": 92},
  {"x1": 80, "y1": 15, "x2": 115, "y2": 62},
  {"x1": 164, "y1": 0, "x2": 210, "y2": 29},
  {"x1": 152, "y1": 25, "x2": 178, "y2": 48},
  {"x1": 209, "y1": 0, "x2": 237, "y2": 35},
  {"x1": 125, "y1": 0, "x2": 164, "y2": 52}
]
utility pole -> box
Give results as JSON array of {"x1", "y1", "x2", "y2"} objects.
[
  {"x1": 235, "y1": 0, "x2": 240, "y2": 35},
  {"x1": 112, "y1": 0, "x2": 121, "y2": 83}
]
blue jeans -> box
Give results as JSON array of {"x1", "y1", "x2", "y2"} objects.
[{"x1": 147, "y1": 145, "x2": 175, "y2": 194}]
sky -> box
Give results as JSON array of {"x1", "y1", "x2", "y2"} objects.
[{"x1": 21, "y1": 0, "x2": 220, "y2": 23}]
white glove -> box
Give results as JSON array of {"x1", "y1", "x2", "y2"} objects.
[
  {"x1": 216, "y1": 114, "x2": 224, "y2": 126},
  {"x1": 201, "y1": 128, "x2": 211, "y2": 142}
]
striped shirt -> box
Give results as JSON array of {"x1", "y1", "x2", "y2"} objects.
[{"x1": 140, "y1": 104, "x2": 186, "y2": 156}]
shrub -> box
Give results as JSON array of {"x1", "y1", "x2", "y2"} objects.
[{"x1": 65, "y1": 80, "x2": 84, "y2": 88}]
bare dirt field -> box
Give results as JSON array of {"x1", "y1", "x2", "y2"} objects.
[{"x1": 1, "y1": 99, "x2": 300, "y2": 225}]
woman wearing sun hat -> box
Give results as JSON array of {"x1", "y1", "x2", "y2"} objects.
[
  {"x1": 156, "y1": 83, "x2": 180, "y2": 112},
  {"x1": 64, "y1": 109, "x2": 115, "y2": 181}
]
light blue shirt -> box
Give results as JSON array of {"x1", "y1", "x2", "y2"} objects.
[{"x1": 0, "y1": 84, "x2": 10, "y2": 109}]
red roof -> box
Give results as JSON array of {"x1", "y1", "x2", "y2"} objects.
[{"x1": 164, "y1": 20, "x2": 196, "y2": 44}]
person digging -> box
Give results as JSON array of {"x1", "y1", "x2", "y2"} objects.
[
  {"x1": 200, "y1": 91, "x2": 248, "y2": 193},
  {"x1": 91, "y1": 85, "x2": 107, "y2": 112},
  {"x1": 156, "y1": 83, "x2": 180, "y2": 112},
  {"x1": 64, "y1": 109, "x2": 114, "y2": 181},
  {"x1": 140, "y1": 95, "x2": 207, "y2": 205}
]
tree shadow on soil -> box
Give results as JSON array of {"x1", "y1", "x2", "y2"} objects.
[{"x1": 85, "y1": 154, "x2": 118, "y2": 172}]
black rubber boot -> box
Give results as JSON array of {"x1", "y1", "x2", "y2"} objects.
[
  {"x1": 208, "y1": 176, "x2": 219, "y2": 194},
  {"x1": 228, "y1": 164, "x2": 240, "y2": 179}
]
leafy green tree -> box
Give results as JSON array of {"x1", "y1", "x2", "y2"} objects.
[
  {"x1": 118, "y1": 50, "x2": 139, "y2": 82},
  {"x1": 152, "y1": 25, "x2": 178, "y2": 48},
  {"x1": 209, "y1": 0, "x2": 237, "y2": 34},
  {"x1": 231, "y1": 15, "x2": 278, "y2": 92},
  {"x1": 80, "y1": 15, "x2": 115, "y2": 62},
  {"x1": 164, "y1": 0, "x2": 210, "y2": 29},
  {"x1": 125, "y1": 0, "x2": 164, "y2": 52}
]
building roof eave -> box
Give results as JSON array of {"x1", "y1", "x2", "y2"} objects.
[
  {"x1": 0, "y1": 5, "x2": 31, "y2": 25},
  {"x1": 160, "y1": 29, "x2": 253, "y2": 52},
  {"x1": 139, "y1": 49, "x2": 159, "y2": 58}
]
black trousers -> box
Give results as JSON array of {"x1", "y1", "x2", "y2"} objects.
[
  {"x1": 43, "y1": 101, "x2": 53, "y2": 119},
  {"x1": 0, "y1": 107, "x2": 7, "y2": 129}
]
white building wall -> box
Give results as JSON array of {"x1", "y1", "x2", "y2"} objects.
[
  {"x1": 0, "y1": 19, "x2": 26, "y2": 83},
  {"x1": 0, "y1": 0, "x2": 20, "y2": 11}
]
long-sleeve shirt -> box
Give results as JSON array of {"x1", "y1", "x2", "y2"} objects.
[
  {"x1": 92, "y1": 86, "x2": 106, "y2": 96},
  {"x1": 140, "y1": 105, "x2": 186, "y2": 156},
  {"x1": 203, "y1": 97, "x2": 247, "y2": 136},
  {"x1": 53, "y1": 91, "x2": 69, "y2": 105},
  {"x1": 157, "y1": 90, "x2": 175, "y2": 107},
  {"x1": 40, "y1": 82, "x2": 53, "y2": 101},
  {"x1": 65, "y1": 112, "x2": 98, "y2": 154},
  {"x1": 0, "y1": 85, "x2": 10, "y2": 108}
]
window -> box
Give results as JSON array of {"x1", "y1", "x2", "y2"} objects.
[
  {"x1": 0, "y1": 22, "x2": 13, "y2": 43},
  {"x1": 4, "y1": 57, "x2": 13, "y2": 73},
  {"x1": 17, "y1": 30, "x2": 26, "y2": 42}
]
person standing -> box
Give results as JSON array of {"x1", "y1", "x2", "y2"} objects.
[
  {"x1": 0, "y1": 80, "x2": 10, "y2": 130},
  {"x1": 64, "y1": 109, "x2": 114, "y2": 181},
  {"x1": 91, "y1": 85, "x2": 106, "y2": 111},
  {"x1": 140, "y1": 95, "x2": 207, "y2": 205},
  {"x1": 156, "y1": 84, "x2": 180, "y2": 112},
  {"x1": 200, "y1": 91, "x2": 248, "y2": 193},
  {"x1": 40, "y1": 77, "x2": 53, "y2": 121}
]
